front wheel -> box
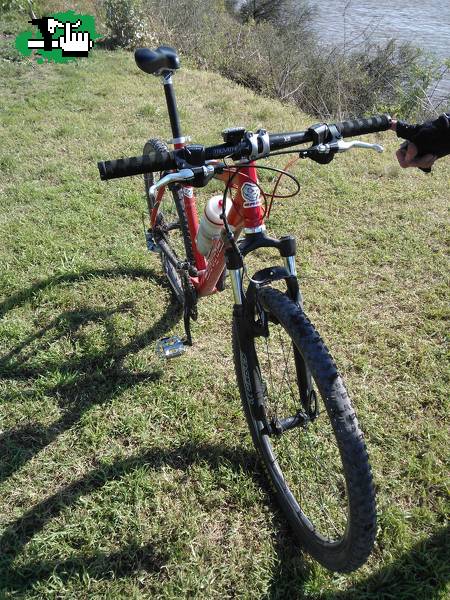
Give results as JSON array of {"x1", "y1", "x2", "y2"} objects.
[{"x1": 232, "y1": 286, "x2": 376, "y2": 572}]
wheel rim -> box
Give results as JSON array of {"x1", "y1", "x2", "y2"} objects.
[{"x1": 253, "y1": 322, "x2": 349, "y2": 544}]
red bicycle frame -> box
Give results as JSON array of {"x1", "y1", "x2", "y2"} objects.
[
  {"x1": 146, "y1": 72, "x2": 271, "y2": 300},
  {"x1": 151, "y1": 143, "x2": 264, "y2": 298}
]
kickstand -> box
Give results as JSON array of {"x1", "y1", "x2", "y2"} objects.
[{"x1": 183, "y1": 308, "x2": 193, "y2": 346}]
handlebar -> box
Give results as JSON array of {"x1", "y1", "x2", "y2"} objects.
[
  {"x1": 98, "y1": 114, "x2": 391, "y2": 181},
  {"x1": 97, "y1": 152, "x2": 172, "y2": 181}
]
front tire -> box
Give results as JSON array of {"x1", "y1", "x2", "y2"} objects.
[{"x1": 232, "y1": 286, "x2": 376, "y2": 572}]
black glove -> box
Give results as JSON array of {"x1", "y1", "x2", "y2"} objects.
[{"x1": 396, "y1": 113, "x2": 450, "y2": 159}]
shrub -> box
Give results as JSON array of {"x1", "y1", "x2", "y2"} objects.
[
  {"x1": 98, "y1": 0, "x2": 449, "y2": 119},
  {"x1": 102, "y1": 0, "x2": 147, "y2": 49}
]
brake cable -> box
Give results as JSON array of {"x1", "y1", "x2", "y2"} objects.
[{"x1": 219, "y1": 159, "x2": 301, "y2": 290}]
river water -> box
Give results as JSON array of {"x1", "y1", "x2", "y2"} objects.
[{"x1": 309, "y1": 0, "x2": 450, "y2": 104}]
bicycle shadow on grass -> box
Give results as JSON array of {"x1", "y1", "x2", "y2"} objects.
[
  {"x1": 0, "y1": 267, "x2": 183, "y2": 485},
  {"x1": 267, "y1": 525, "x2": 450, "y2": 600},
  {"x1": 0, "y1": 442, "x2": 263, "y2": 593}
]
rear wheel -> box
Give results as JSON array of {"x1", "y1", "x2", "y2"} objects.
[
  {"x1": 143, "y1": 138, "x2": 194, "y2": 304},
  {"x1": 232, "y1": 286, "x2": 376, "y2": 572}
]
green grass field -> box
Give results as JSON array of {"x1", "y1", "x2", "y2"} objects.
[{"x1": 1, "y1": 14, "x2": 449, "y2": 599}]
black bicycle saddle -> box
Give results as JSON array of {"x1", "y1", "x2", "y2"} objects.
[{"x1": 134, "y1": 46, "x2": 180, "y2": 76}]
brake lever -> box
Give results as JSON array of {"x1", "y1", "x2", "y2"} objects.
[
  {"x1": 331, "y1": 140, "x2": 384, "y2": 153},
  {"x1": 148, "y1": 164, "x2": 217, "y2": 199},
  {"x1": 148, "y1": 168, "x2": 195, "y2": 199},
  {"x1": 300, "y1": 140, "x2": 384, "y2": 161}
]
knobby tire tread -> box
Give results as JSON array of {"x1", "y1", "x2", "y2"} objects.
[{"x1": 232, "y1": 286, "x2": 376, "y2": 572}]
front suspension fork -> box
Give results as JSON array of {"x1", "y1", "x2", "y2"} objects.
[{"x1": 227, "y1": 239, "x2": 314, "y2": 427}]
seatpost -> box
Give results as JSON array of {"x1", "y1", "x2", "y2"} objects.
[{"x1": 162, "y1": 72, "x2": 183, "y2": 141}]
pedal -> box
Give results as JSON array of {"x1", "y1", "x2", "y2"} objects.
[{"x1": 156, "y1": 336, "x2": 186, "y2": 359}]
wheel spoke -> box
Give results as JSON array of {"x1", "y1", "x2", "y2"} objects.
[
  {"x1": 257, "y1": 320, "x2": 348, "y2": 541},
  {"x1": 235, "y1": 287, "x2": 376, "y2": 571},
  {"x1": 300, "y1": 425, "x2": 343, "y2": 538}
]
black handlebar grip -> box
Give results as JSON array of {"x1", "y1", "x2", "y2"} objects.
[
  {"x1": 98, "y1": 151, "x2": 175, "y2": 180},
  {"x1": 334, "y1": 114, "x2": 392, "y2": 138}
]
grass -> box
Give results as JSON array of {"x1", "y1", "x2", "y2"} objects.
[{"x1": 1, "y1": 12, "x2": 449, "y2": 600}]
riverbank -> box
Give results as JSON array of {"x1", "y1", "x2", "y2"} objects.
[{"x1": 309, "y1": 0, "x2": 450, "y2": 103}]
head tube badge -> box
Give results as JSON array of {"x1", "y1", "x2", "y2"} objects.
[{"x1": 241, "y1": 182, "x2": 261, "y2": 209}]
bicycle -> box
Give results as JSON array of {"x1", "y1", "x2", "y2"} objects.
[{"x1": 98, "y1": 46, "x2": 392, "y2": 573}]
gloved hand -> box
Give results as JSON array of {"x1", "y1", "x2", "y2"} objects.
[{"x1": 391, "y1": 113, "x2": 450, "y2": 172}]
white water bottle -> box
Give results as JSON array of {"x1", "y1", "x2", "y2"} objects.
[{"x1": 196, "y1": 194, "x2": 231, "y2": 257}]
